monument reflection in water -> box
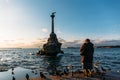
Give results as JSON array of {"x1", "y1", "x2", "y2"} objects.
[
  {"x1": 37, "y1": 12, "x2": 64, "y2": 56},
  {"x1": 42, "y1": 56, "x2": 63, "y2": 75}
]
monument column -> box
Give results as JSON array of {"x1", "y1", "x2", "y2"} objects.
[{"x1": 51, "y1": 12, "x2": 56, "y2": 33}]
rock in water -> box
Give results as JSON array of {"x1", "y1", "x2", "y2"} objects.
[{"x1": 37, "y1": 12, "x2": 64, "y2": 56}]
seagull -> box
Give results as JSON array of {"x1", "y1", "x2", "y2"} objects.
[
  {"x1": 31, "y1": 70, "x2": 34, "y2": 73},
  {"x1": 107, "y1": 67, "x2": 111, "y2": 71},
  {"x1": 12, "y1": 67, "x2": 14, "y2": 75},
  {"x1": 101, "y1": 66, "x2": 106, "y2": 72},
  {"x1": 12, "y1": 71, "x2": 14, "y2": 75},
  {"x1": 26, "y1": 74, "x2": 30, "y2": 80},
  {"x1": 64, "y1": 69, "x2": 69, "y2": 76},
  {"x1": 102, "y1": 77, "x2": 106, "y2": 80},
  {"x1": 75, "y1": 69, "x2": 83, "y2": 74},
  {"x1": 56, "y1": 70, "x2": 63, "y2": 77},
  {"x1": 40, "y1": 72, "x2": 46, "y2": 79},
  {"x1": 93, "y1": 65, "x2": 101, "y2": 75},
  {"x1": 65, "y1": 66, "x2": 69, "y2": 72},
  {"x1": 12, "y1": 67, "x2": 14, "y2": 71},
  {"x1": 94, "y1": 61, "x2": 100, "y2": 68},
  {"x1": 93, "y1": 61, "x2": 101, "y2": 74},
  {"x1": 12, "y1": 76, "x2": 15, "y2": 80},
  {"x1": 35, "y1": 70, "x2": 38, "y2": 75}
]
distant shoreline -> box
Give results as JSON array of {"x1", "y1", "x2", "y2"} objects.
[
  {"x1": 67, "y1": 45, "x2": 120, "y2": 49},
  {"x1": 0, "y1": 46, "x2": 120, "y2": 49},
  {"x1": 95, "y1": 45, "x2": 120, "y2": 48}
]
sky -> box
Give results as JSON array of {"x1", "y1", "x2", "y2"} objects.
[{"x1": 0, "y1": 0, "x2": 120, "y2": 48}]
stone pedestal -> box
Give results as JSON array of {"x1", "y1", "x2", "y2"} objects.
[{"x1": 37, "y1": 12, "x2": 64, "y2": 56}]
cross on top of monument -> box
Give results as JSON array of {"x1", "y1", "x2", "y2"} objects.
[{"x1": 51, "y1": 12, "x2": 56, "y2": 17}]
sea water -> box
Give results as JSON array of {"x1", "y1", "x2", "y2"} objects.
[{"x1": 0, "y1": 48, "x2": 120, "y2": 80}]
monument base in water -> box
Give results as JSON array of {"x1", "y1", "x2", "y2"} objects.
[
  {"x1": 37, "y1": 33, "x2": 64, "y2": 56},
  {"x1": 37, "y1": 32, "x2": 64, "y2": 56}
]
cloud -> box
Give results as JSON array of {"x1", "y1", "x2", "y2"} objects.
[
  {"x1": 41, "y1": 28, "x2": 48, "y2": 33},
  {"x1": 5, "y1": 0, "x2": 10, "y2": 3},
  {"x1": 0, "y1": 37, "x2": 120, "y2": 48},
  {"x1": 94, "y1": 40, "x2": 120, "y2": 46},
  {"x1": 62, "y1": 39, "x2": 120, "y2": 48},
  {"x1": 57, "y1": 30, "x2": 62, "y2": 34},
  {"x1": 58, "y1": 38, "x2": 66, "y2": 43},
  {"x1": 0, "y1": 0, "x2": 10, "y2": 3},
  {"x1": 3, "y1": 40, "x2": 15, "y2": 42},
  {"x1": 6, "y1": 0, "x2": 8, "y2": 2},
  {"x1": 62, "y1": 39, "x2": 82, "y2": 47}
]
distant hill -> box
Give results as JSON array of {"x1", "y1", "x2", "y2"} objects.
[{"x1": 95, "y1": 45, "x2": 120, "y2": 48}]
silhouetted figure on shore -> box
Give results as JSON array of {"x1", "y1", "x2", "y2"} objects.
[
  {"x1": 12, "y1": 76, "x2": 15, "y2": 80},
  {"x1": 80, "y1": 39, "x2": 94, "y2": 76},
  {"x1": 26, "y1": 74, "x2": 30, "y2": 80}
]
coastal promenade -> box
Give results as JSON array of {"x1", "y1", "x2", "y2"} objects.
[{"x1": 30, "y1": 71, "x2": 120, "y2": 80}]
